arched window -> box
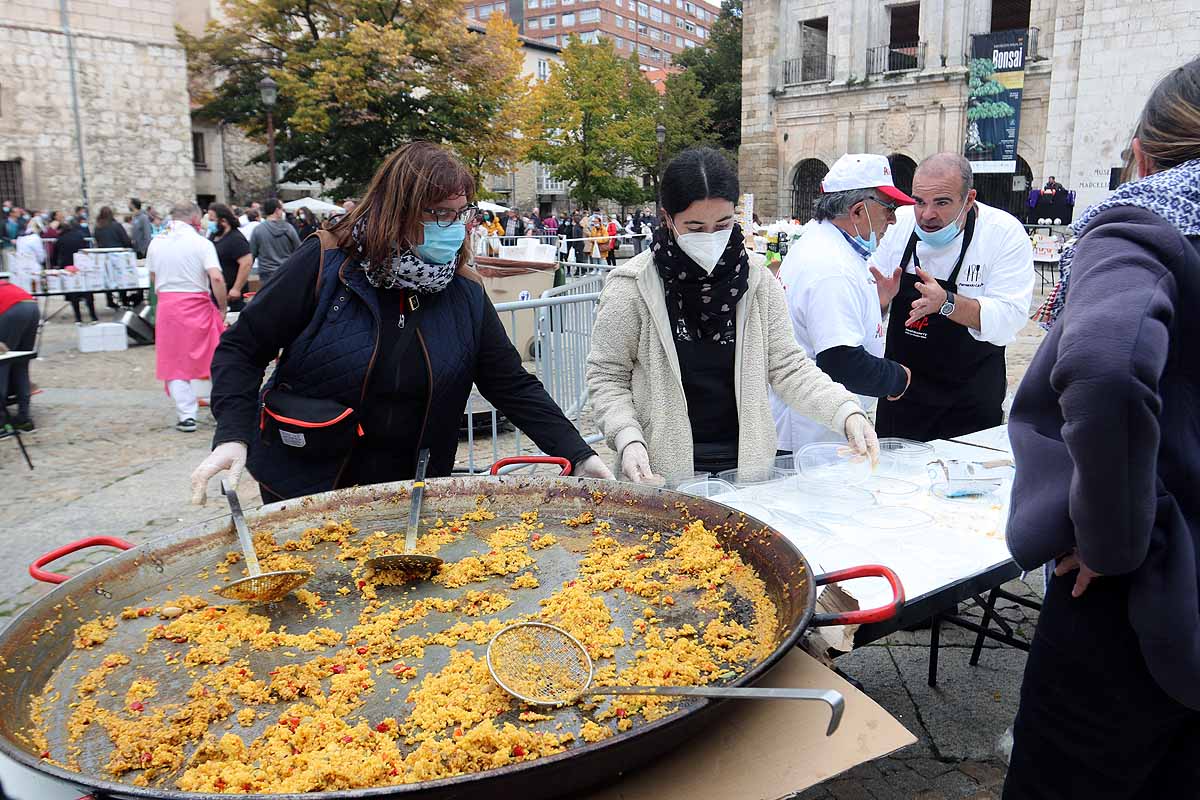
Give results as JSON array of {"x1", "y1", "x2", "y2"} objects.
[
  {"x1": 790, "y1": 159, "x2": 829, "y2": 223},
  {"x1": 972, "y1": 155, "x2": 1034, "y2": 218},
  {"x1": 887, "y1": 154, "x2": 917, "y2": 197}
]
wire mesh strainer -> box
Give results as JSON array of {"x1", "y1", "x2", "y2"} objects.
[
  {"x1": 214, "y1": 481, "x2": 312, "y2": 604},
  {"x1": 485, "y1": 622, "x2": 846, "y2": 736},
  {"x1": 364, "y1": 449, "x2": 443, "y2": 575}
]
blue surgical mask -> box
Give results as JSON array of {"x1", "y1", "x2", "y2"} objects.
[
  {"x1": 416, "y1": 221, "x2": 465, "y2": 265},
  {"x1": 852, "y1": 203, "x2": 878, "y2": 255},
  {"x1": 914, "y1": 200, "x2": 969, "y2": 248}
]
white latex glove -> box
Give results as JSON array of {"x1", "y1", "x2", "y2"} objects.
[
  {"x1": 190, "y1": 442, "x2": 248, "y2": 505},
  {"x1": 620, "y1": 442, "x2": 663, "y2": 485},
  {"x1": 575, "y1": 454, "x2": 615, "y2": 481},
  {"x1": 844, "y1": 413, "x2": 880, "y2": 468}
]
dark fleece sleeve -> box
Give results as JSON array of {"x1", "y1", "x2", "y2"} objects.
[
  {"x1": 815, "y1": 345, "x2": 909, "y2": 398},
  {"x1": 1049, "y1": 209, "x2": 1178, "y2": 575}
]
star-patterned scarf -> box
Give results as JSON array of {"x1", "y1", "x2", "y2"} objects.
[
  {"x1": 350, "y1": 216, "x2": 457, "y2": 293},
  {"x1": 652, "y1": 223, "x2": 750, "y2": 344},
  {"x1": 1037, "y1": 157, "x2": 1200, "y2": 330}
]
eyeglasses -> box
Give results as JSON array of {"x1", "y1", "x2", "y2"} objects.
[
  {"x1": 423, "y1": 205, "x2": 478, "y2": 228},
  {"x1": 865, "y1": 197, "x2": 900, "y2": 213}
]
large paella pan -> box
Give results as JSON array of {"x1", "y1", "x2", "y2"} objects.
[{"x1": 0, "y1": 461, "x2": 902, "y2": 799}]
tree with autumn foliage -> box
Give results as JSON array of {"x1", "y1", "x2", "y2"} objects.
[
  {"x1": 672, "y1": 0, "x2": 743, "y2": 153},
  {"x1": 181, "y1": 0, "x2": 538, "y2": 196},
  {"x1": 529, "y1": 36, "x2": 659, "y2": 208}
]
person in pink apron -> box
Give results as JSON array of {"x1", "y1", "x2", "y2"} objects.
[{"x1": 147, "y1": 202, "x2": 227, "y2": 433}]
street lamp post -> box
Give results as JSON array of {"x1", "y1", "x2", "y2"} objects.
[
  {"x1": 654, "y1": 123, "x2": 666, "y2": 219},
  {"x1": 258, "y1": 76, "x2": 279, "y2": 199}
]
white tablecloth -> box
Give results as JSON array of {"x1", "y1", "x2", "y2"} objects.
[{"x1": 719, "y1": 427, "x2": 1016, "y2": 614}]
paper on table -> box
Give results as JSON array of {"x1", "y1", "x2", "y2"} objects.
[{"x1": 728, "y1": 435, "x2": 1017, "y2": 614}]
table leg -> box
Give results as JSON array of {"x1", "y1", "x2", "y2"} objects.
[
  {"x1": 970, "y1": 589, "x2": 1000, "y2": 666},
  {"x1": 927, "y1": 613, "x2": 943, "y2": 687},
  {"x1": 12, "y1": 428, "x2": 33, "y2": 469}
]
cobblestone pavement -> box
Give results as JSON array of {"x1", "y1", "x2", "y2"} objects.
[{"x1": 0, "y1": 291, "x2": 1049, "y2": 797}]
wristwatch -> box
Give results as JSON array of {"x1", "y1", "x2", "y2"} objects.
[{"x1": 939, "y1": 290, "x2": 956, "y2": 317}]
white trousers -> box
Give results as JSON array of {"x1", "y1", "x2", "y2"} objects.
[{"x1": 168, "y1": 379, "x2": 198, "y2": 422}]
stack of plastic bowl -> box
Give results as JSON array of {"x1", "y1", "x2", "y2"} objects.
[
  {"x1": 795, "y1": 442, "x2": 873, "y2": 487},
  {"x1": 674, "y1": 477, "x2": 738, "y2": 499},
  {"x1": 876, "y1": 438, "x2": 936, "y2": 482}
]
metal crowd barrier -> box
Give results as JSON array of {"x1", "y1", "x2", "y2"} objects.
[{"x1": 457, "y1": 277, "x2": 606, "y2": 474}]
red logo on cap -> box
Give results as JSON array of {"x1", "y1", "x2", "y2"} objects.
[{"x1": 882, "y1": 166, "x2": 891, "y2": 175}]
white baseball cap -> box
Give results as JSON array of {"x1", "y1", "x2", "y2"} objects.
[{"x1": 820, "y1": 154, "x2": 915, "y2": 206}]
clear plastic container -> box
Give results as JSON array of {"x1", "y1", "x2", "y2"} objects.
[
  {"x1": 796, "y1": 443, "x2": 872, "y2": 486},
  {"x1": 675, "y1": 478, "x2": 737, "y2": 499},
  {"x1": 851, "y1": 505, "x2": 933, "y2": 530},
  {"x1": 861, "y1": 475, "x2": 921, "y2": 497},
  {"x1": 664, "y1": 471, "x2": 714, "y2": 490},
  {"x1": 716, "y1": 467, "x2": 792, "y2": 488},
  {"x1": 877, "y1": 438, "x2": 936, "y2": 479},
  {"x1": 760, "y1": 482, "x2": 876, "y2": 520},
  {"x1": 773, "y1": 453, "x2": 799, "y2": 476}
]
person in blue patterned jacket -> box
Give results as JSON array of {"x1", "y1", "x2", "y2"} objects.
[{"x1": 191, "y1": 141, "x2": 612, "y2": 504}]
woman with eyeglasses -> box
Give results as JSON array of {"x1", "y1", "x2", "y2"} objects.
[
  {"x1": 191, "y1": 142, "x2": 613, "y2": 505},
  {"x1": 587, "y1": 148, "x2": 879, "y2": 484}
]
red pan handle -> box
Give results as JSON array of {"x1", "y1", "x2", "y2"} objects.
[
  {"x1": 810, "y1": 565, "x2": 905, "y2": 626},
  {"x1": 29, "y1": 536, "x2": 135, "y2": 584},
  {"x1": 489, "y1": 456, "x2": 573, "y2": 476}
]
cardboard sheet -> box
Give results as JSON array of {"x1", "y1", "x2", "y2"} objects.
[{"x1": 583, "y1": 648, "x2": 915, "y2": 800}]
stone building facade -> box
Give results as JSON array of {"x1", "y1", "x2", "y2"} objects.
[
  {"x1": 739, "y1": 0, "x2": 1200, "y2": 222},
  {"x1": 0, "y1": 0, "x2": 195, "y2": 213},
  {"x1": 177, "y1": 0, "x2": 273, "y2": 207}
]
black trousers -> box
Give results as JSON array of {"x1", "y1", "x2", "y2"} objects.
[
  {"x1": 1004, "y1": 572, "x2": 1200, "y2": 799},
  {"x1": 0, "y1": 302, "x2": 39, "y2": 424},
  {"x1": 66, "y1": 291, "x2": 98, "y2": 323}
]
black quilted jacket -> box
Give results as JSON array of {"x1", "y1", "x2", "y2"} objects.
[{"x1": 211, "y1": 238, "x2": 594, "y2": 500}]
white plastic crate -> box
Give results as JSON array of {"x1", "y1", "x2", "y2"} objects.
[{"x1": 77, "y1": 322, "x2": 128, "y2": 353}]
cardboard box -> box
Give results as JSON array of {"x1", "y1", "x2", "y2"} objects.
[
  {"x1": 583, "y1": 648, "x2": 915, "y2": 800},
  {"x1": 78, "y1": 322, "x2": 128, "y2": 353},
  {"x1": 475, "y1": 256, "x2": 558, "y2": 358}
]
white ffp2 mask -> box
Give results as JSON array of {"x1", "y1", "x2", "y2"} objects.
[{"x1": 671, "y1": 222, "x2": 733, "y2": 274}]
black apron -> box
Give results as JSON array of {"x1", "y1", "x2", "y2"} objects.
[{"x1": 875, "y1": 210, "x2": 1006, "y2": 442}]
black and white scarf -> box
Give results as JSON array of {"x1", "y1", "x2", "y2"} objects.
[
  {"x1": 652, "y1": 223, "x2": 750, "y2": 345},
  {"x1": 1038, "y1": 157, "x2": 1200, "y2": 330},
  {"x1": 350, "y1": 217, "x2": 456, "y2": 293}
]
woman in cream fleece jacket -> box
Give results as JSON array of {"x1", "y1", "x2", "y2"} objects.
[{"x1": 587, "y1": 148, "x2": 877, "y2": 484}]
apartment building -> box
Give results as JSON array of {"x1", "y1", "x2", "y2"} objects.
[{"x1": 464, "y1": 0, "x2": 720, "y2": 68}]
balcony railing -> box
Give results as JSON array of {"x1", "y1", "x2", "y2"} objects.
[
  {"x1": 783, "y1": 54, "x2": 836, "y2": 86},
  {"x1": 1026, "y1": 27, "x2": 1040, "y2": 61},
  {"x1": 866, "y1": 41, "x2": 926, "y2": 75},
  {"x1": 536, "y1": 164, "x2": 568, "y2": 195},
  {"x1": 537, "y1": 176, "x2": 568, "y2": 195}
]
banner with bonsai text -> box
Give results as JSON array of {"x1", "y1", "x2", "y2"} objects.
[{"x1": 964, "y1": 31, "x2": 1026, "y2": 173}]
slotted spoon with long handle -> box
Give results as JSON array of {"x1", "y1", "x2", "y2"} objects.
[
  {"x1": 485, "y1": 622, "x2": 846, "y2": 736},
  {"x1": 364, "y1": 449, "x2": 443, "y2": 574},
  {"x1": 214, "y1": 481, "x2": 312, "y2": 603}
]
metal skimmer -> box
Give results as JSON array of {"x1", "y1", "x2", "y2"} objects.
[
  {"x1": 365, "y1": 449, "x2": 444, "y2": 575},
  {"x1": 214, "y1": 481, "x2": 312, "y2": 603},
  {"x1": 485, "y1": 622, "x2": 846, "y2": 736}
]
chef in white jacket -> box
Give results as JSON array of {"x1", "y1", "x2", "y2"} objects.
[{"x1": 772, "y1": 154, "x2": 915, "y2": 452}]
